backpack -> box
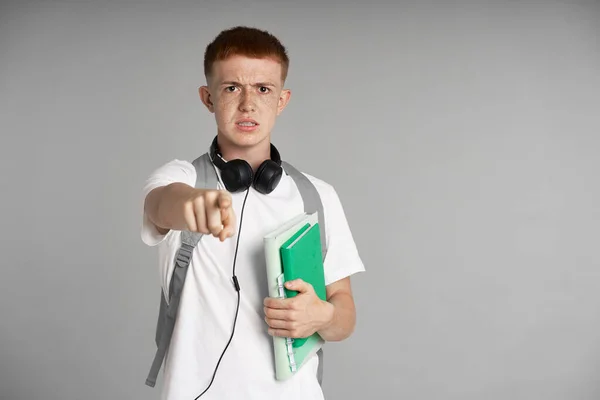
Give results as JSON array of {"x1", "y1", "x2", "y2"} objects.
[{"x1": 145, "y1": 152, "x2": 327, "y2": 388}]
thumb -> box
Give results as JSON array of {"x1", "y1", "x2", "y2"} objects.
[{"x1": 285, "y1": 279, "x2": 312, "y2": 294}]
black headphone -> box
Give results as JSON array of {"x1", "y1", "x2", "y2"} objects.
[{"x1": 209, "y1": 136, "x2": 283, "y2": 194}]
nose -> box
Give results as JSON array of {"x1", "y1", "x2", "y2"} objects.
[{"x1": 239, "y1": 91, "x2": 256, "y2": 112}]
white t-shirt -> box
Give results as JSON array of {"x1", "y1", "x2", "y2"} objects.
[{"x1": 141, "y1": 157, "x2": 365, "y2": 400}]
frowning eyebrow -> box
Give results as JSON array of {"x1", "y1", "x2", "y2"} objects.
[{"x1": 220, "y1": 81, "x2": 277, "y2": 88}]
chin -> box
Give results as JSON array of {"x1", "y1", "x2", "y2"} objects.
[{"x1": 223, "y1": 129, "x2": 269, "y2": 148}]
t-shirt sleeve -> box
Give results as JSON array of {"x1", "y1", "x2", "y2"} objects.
[
  {"x1": 318, "y1": 183, "x2": 366, "y2": 286},
  {"x1": 140, "y1": 159, "x2": 197, "y2": 246}
]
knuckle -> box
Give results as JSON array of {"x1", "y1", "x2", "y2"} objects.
[
  {"x1": 192, "y1": 196, "x2": 204, "y2": 209},
  {"x1": 204, "y1": 190, "x2": 217, "y2": 202},
  {"x1": 184, "y1": 200, "x2": 195, "y2": 214}
]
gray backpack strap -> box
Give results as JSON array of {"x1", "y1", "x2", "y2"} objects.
[
  {"x1": 281, "y1": 161, "x2": 327, "y2": 385},
  {"x1": 146, "y1": 153, "x2": 217, "y2": 387},
  {"x1": 281, "y1": 162, "x2": 327, "y2": 258}
]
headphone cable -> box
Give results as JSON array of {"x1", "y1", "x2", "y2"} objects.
[{"x1": 194, "y1": 188, "x2": 250, "y2": 399}]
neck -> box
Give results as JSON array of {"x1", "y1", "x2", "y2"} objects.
[{"x1": 217, "y1": 135, "x2": 271, "y2": 171}]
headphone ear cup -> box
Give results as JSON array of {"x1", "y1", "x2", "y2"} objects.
[
  {"x1": 254, "y1": 160, "x2": 283, "y2": 194},
  {"x1": 221, "y1": 159, "x2": 253, "y2": 192}
]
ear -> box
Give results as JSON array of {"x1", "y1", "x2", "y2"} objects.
[
  {"x1": 277, "y1": 89, "x2": 291, "y2": 116},
  {"x1": 199, "y1": 86, "x2": 214, "y2": 113}
]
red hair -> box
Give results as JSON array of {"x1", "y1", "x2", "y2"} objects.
[{"x1": 204, "y1": 26, "x2": 290, "y2": 82}]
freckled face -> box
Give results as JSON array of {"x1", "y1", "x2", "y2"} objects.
[{"x1": 199, "y1": 55, "x2": 291, "y2": 150}]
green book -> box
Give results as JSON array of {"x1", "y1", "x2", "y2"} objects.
[{"x1": 280, "y1": 222, "x2": 327, "y2": 347}]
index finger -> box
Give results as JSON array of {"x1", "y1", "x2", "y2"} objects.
[
  {"x1": 217, "y1": 190, "x2": 232, "y2": 209},
  {"x1": 218, "y1": 191, "x2": 235, "y2": 241},
  {"x1": 263, "y1": 297, "x2": 293, "y2": 310},
  {"x1": 218, "y1": 206, "x2": 236, "y2": 241}
]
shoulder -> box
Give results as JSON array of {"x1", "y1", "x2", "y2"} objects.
[
  {"x1": 142, "y1": 158, "x2": 200, "y2": 194},
  {"x1": 291, "y1": 169, "x2": 348, "y2": 225},
  {"x1": 146, "y1": 158, "x2": 197, "y2": 183},
  {"x1": 303, "y1": 172, "x2": 340, "y2": 202},
  {"x1": 280, "y1": 157, "x2": 344, "y2": 203},
  {"x1": 288, "y1": 169, "x2": 365, "y2": 283},
  {"x1": 281, "y1": 161, "x2": 342, "y2": 207}
]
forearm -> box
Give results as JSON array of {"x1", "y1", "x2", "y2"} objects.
[
  {"x1": 145, "y1": 182, "x2": 194, "y2": 232},
  {"x1": 317, "y1": 291, "x2": 356, "y2": 342}
]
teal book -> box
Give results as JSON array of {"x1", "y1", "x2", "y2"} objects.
[{"x1": 263, "y1": 212, "x2": 326, "y2": 381}]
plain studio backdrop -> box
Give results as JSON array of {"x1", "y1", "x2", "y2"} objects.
[{"x1": 1, "y1": 1, "x2": 600, "y2": 399}]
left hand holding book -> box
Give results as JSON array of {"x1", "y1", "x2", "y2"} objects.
[{"x1": 263, "y1": 279, "x2": 334, "y2": 339}]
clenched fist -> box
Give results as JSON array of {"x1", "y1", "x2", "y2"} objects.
[
  {"x1": 145, "y1": 183, "x2": 236, "y2": 242},
  {"x1": 179, "y1": 187, "x2": 235, "y2": 241}
]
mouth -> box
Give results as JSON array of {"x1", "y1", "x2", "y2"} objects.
[
  {"x1": 236, "y1": 119, "x2": 259, "y2": 127},
  {"x1": 235, "y1": 118, "x2": 259, "y2": 132}
]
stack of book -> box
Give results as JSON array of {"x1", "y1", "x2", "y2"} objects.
[{"x1": 263, "y1": 212, "x2": 326, "y2": 381}]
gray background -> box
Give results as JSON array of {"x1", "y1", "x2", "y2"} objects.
[{"x1": 1, "y1": 1, "x2": 600, "y2": 399}]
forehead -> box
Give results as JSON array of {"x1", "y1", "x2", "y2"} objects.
[{"x1": 210, "y1": 55, "x2": 283, "y2": 85}]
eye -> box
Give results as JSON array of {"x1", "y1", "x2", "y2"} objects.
[
  {"x1": 259, "y1": 86, "x2": 270, "y2": 93},
  {"x1": 225, "y1": 86, "x2": 236, "y2": 92}
]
